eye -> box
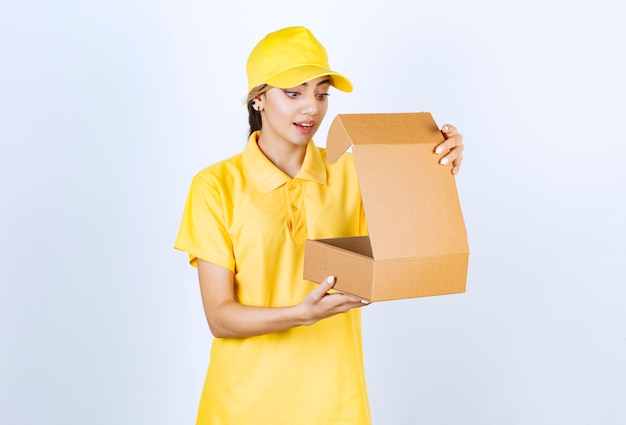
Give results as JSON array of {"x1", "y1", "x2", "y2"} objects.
[
  {"x1": 283, "y1": 90, "x2": 299, "y2": 98},
  {"x1": 316, "y1": 93, "x2": 330, "y2": 100}
]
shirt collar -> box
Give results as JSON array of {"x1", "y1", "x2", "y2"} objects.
[{"x1": 243, "y1": 131, "x2": 327, "y2": 193}]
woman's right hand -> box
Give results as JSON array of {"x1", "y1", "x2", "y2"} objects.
[{"x1": 296, "y1": 276, "x2": 369, "y2": 326}]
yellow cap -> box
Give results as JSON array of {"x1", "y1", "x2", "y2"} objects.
[{"x1": 246, "y1": 26, "x2": 353, "y2": 94}]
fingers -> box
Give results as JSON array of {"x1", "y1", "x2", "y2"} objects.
[
  {"x1": 320, "y1": 276, "x2": 368, "y2": 304},
  {"x1": 451, "y1": 150, "x2": 464, "y2": 175},
  {"x1": 332, "y1": 294, "x2": 370, "y2": 309},
  {"x1": 309, "y1": 276, "x2": 369, "y2": 308},
  {"x1": 298, "y1": 276, "x2": 368, "y2": 326},
  {"x1": 437, "y1": 124, "x2": 463, "y2": 151},
  {"x1": 308, "y1": 275, "x2": 336, "y2": 302},
  {"x1": 441, "y1": 124, "x2": 458, "y2": 137},
  {"x1": 435, "y1": 124, "x2": 464, "y2": 175}
]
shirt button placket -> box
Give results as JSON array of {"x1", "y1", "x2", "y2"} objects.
[{"x1": 286, "y1": 180, "x2": 304, "y2": 235}]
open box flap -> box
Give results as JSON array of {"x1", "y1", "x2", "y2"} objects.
[
  {"x1": 327, "y1": 113, "x2": 441, "y2": 164},
  {"x1": 326, "y1": 112, "x2": 468, "y2": 261}
]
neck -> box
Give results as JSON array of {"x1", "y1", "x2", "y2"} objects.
[{"x1": 256, "y1": 135, "x2": 308, "y2": 179}]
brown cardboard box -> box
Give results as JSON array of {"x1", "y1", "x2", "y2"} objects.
[{"x1": 303, "y1": 112, "x2": 469, "y2": 302}]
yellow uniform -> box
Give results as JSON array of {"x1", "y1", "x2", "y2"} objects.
[{"x1": 175, "y1": 132, "x2": 371, "y2": 424}]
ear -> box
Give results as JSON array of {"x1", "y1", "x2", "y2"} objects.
[{"x1": 252, "y1": 94, "x2": 266, "y2": 112}]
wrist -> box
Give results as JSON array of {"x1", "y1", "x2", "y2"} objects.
[{"x1": 289, "y1": 303, "x2": 314, "y2": 327}]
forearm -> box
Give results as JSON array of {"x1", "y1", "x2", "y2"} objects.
[{"x1": 207, "y1": 299, "x2": 308, "y2": 338}]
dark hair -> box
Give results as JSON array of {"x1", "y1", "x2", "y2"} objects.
[
  {"x1": 247, "y1": 100, "x2": 262, "y2": 137},
  {"x1": 246, "y1": 84, "x2": 269, "y2": 137}
]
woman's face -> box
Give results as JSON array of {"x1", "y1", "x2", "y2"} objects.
[{"x1": 256, "y1": 76, "x2": 331, "y2": 150}]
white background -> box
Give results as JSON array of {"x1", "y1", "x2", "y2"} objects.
[{"x1": 1, "y1": 1, "x2": 625, "y2": 424}]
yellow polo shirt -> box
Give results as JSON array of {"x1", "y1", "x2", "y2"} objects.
[{"x1": 175, "y1": 132, "x2": 371, "y2": 425}]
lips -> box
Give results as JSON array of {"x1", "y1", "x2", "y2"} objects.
[{"x1": 294, "y1": 121, "x2": 316, "y2": 134}]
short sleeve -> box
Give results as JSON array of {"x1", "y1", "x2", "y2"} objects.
[{"x1": 174, "y1": 173, "x2": 235, "y2": 271}]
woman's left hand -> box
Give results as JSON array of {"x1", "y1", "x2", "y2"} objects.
[{"x1": 435, "y1": 124, "x2": 464, "y2": 175}]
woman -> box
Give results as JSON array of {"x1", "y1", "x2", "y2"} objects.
[{"x1": 175, "y1": 26, "x2": 464, "y2": 425}]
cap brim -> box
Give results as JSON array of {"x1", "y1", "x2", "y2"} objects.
[
  {"x1": 266, "y1": 65, "x2": 353, "y2": 92},
  {"x1": 242, "y1": 65, "x2": 353, "y2": 104}
]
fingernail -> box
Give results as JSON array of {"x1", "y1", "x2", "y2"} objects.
[
  {"x1": 442, "y1": 125, "x2": 448, "y2": 132},
  {"x1": 326, "y1": 276, "x2": 335, "y2": 284},
  {"x1": 435, "y1": 146, "x2": 443, "y2": 155},
  {"x1": 361, "y1": 299, "x2": 370, "y2": 304},
  {"x1": 440, "y1": 157, "x2": 449, "y2": 165}
]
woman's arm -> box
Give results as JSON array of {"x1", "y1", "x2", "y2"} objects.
[{"x1": 197, "y1": 259, "x2": 366, "y2": 338}]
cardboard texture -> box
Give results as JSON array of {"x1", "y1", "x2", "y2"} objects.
[{"x1": 303, "y1": 112, "x2": 469, "y2": 302}]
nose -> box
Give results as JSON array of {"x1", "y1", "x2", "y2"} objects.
[{"x1": 300, "y1": 93, "x2": 319, "y2": 116}]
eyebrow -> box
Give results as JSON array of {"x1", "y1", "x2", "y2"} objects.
[{"x1": 302, "y1": 78, "x2": 332, "y2": 87}]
